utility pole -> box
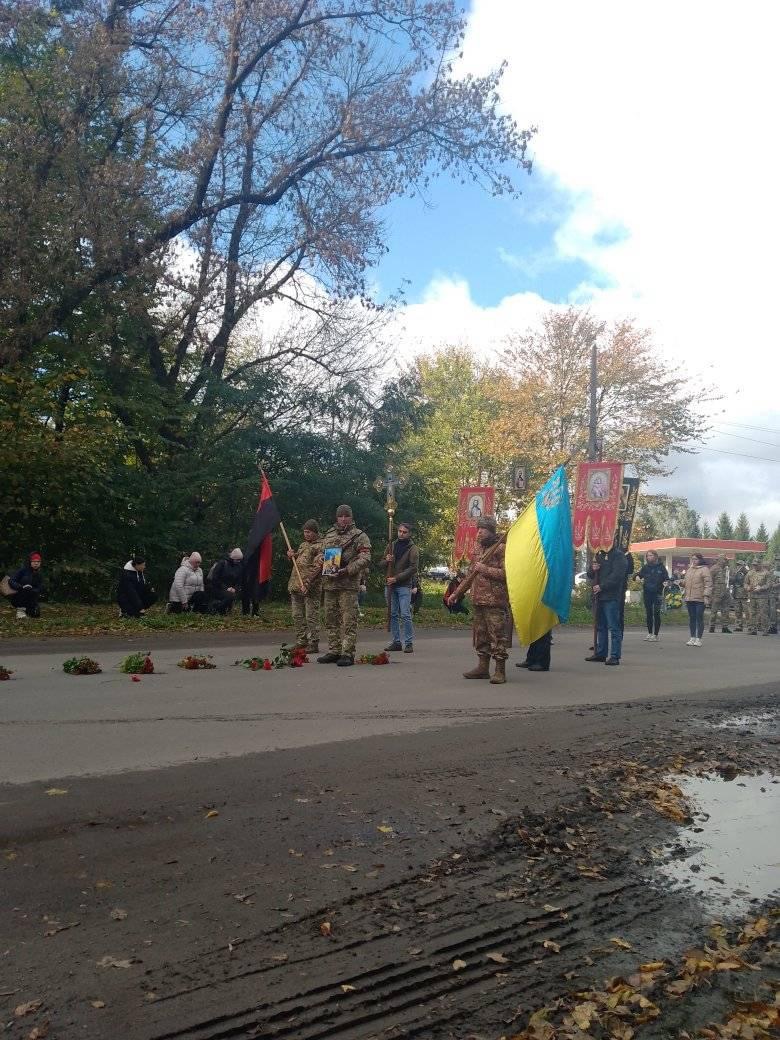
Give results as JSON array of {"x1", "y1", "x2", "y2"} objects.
[{"x1": 588, "y1": 336, "x2": 598, "y2": 462}]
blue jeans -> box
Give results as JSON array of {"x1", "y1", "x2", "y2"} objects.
[
  {"x1": 596, "y1": 599, "x2": 622, "y2": 660},
  {"x1": 687, "y1": 601, "x2": 705, "y2": 638},
  {"x1": 389, "y1": 585, "x2": 414, "y2": 646}
]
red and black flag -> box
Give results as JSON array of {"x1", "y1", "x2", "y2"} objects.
[{"x1": 243, "y1": 472, "x2": 281, "y2": 602}]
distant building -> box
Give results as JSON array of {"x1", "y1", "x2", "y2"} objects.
[{"x1": 629, "y1": 537, "x2": 767, "y2": 577}]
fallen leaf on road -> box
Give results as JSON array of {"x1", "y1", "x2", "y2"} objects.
[
  {"x1": 205, "y1": 810, "x2": 219, "y2": 819},
  {"x1": 5, "y1": 850, "x2": 18, "y2": 861},
  {"x1": 715, "y1": 959, "x2": 745, "y2": 971},
  {"x1": 570, "y1": 1001, "x2": 597, "y2": 1029},
  {"x1": 486, "y1": 951, "x2": 509, "y2": 965},
  {"x1": 639, "y1": 961, "x2": 666, "y2": 972},
  {"x1": 90, "y1": 1001, "x2": 106, "y2": 1009},
  {"x1": 110, "y1": 908, "x2": 128, "y2": 921},
  {"x1": 666, "y1": 977, "x2": 694, "y2": 996},
  {"x1": 341, "y1": 865, "x2": 358, "y2": 872},
  {"x1": 542, "y1": 940, "x2": 561, "y2": 953},
  {"x1": 319, "y1": 921, "x2": 332, "y2": 937},
  {"x1": 377, "y1": 824, "x2": 394, "y2": 834},
  {"x1": 27, "y1": 1023, "x2": 49, "y2": 1039},
  {"x1": 14, "y1": 1001, "x2": 43, "y2": 1018},
  {"x1": 340, "y1": 984, "x2": 356, "y2": 993},
  {"x1": 611, "y1": 937, "x2": 633, "y2": 950},
  {"x1": 96, "y1": 956, "x2": 137, "y2": 969},
  {"x1": 95, "y1": 879, "x2": 113, "y2": 890},
  {"x1": 44, "y1": 920, "x2": 80, "y2": 936},
  {"x1": 543, "y1": 904, "x2": 561, "y2": 913},
  {"x1": 233, "y1": 893, "x2": 253, "y2": 903},
  {"x1": 144, "y1": 992, "x2": 157, "y2": 1002},
  {"x1": 270, "y1": 954, "x2": 288, "y2": 963},
  {"x1": 44, "y1": 788, "x2": 67, "y2": 797},
  {"x1": 452, "y1": 959, "x2": 467, "y2": 971},
  {"x1": 288, "y1": 848, "x2": 303, "y2": 857}
]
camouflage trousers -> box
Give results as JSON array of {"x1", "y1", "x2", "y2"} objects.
[
  {"x1": 324, "y1": 589, "x2": 360, "y2": 656},
  {"x1": 290, "y1": 590, "x2": 320, "y2": 648},
  {"x1": 733, "y1": 592, "x2": 746, "y2": 627},
  {"x1": 749, "y1": 595, "x2": 770, "y2": 634},
  {"x1": 709, "y1": 590, "x2": 732, "y2": 629},
  {"x1": 473, "y1": 605, "x2": 510, "y2": 661}
]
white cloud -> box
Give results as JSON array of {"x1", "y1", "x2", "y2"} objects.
[{"x1": 386, "y1": 0, "x2": 780, "y2": 527}]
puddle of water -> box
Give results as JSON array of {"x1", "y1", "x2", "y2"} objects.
[
  {"x1": 656, "y1": 773, "x2": 780, "y2": 914},
  {"x1": 706, "y1": 711, "x2": 780, "y2": 733}
]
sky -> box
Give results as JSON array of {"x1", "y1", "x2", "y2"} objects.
[{"x1": 371, "y1": 0, "x2": 780, "y2": 533}]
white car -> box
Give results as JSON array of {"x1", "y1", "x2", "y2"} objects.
[{"x1": 426, "y1": 566, "x2": 451, "y2": 581}]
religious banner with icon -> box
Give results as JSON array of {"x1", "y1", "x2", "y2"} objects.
[
  {"x1": 614, "y1": 476, "x2": 640, "y2": 553},
  {"x1": 454, "y1": 486, "x2": 495, "y2": 560},
  {"x1": 572, "y1": 462, "x2": 624, "y2": 550}
]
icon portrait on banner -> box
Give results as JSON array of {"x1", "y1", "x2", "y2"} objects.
[
  {"x1": 512, "y1": 465, "x2": 527, "y2": 492},
  {"x1": 586, "y1": 468, "x2": 610, "y2": 502},
  {"x1": 468, "y1": 494, "x2": 484, "y2": 518}
]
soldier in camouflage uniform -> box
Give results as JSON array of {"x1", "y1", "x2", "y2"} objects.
[
  {"x1": 708, "y1": 554, "x2": 732, "y2": 633},
  {"x1": 449, "y1": 516, "x2": 509, "y2": 685},
  {"x1": 745, "y1": 558, "x2": 772, "y2": 636},
  {"x1": 768, "y1": 558, "x2": 780, "y2": 635},
  {"x1": 730, "y1": 560, "x2": 749, "y2": 631},
  {"x1": 287, "y1": 519, "x2": 323, "y2": 653},
  {"x1": 317, "y1": 505, "x2": 372, "y2": 667}
]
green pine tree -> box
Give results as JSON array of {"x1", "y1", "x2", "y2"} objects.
[
  {"x1": 733, "y1": 512, "x2": 751, "y2": 540},
  {"x1": 714, "y1": 511, "x2": 734, "y2": 539},
  {"x1": 755, "y1": 522, "x2": 769, "y2": 544},
  {"x1": 701, "y1": 520, "x2": 713, "y2": 538}
]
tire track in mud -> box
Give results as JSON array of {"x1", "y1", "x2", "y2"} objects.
[{"x1": 139, "y1": 801, "x2": 667, "y2": 1040}]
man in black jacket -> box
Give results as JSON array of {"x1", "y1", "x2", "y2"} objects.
[
  {"x1": 117, "y1": 557, "x2": 157, "y2": 618},
  {"x1": 208, "y1": 549, "x2": 244, "y2": 615},
  {"x1": 586, "y1": 546, "x2": 628, "y2": 665}
]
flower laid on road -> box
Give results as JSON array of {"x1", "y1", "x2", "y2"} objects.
[
  {"x1": 119, "y1": 651, "x2": 154, "y2": 674},
  {"x1": 177, "y1": 654, "x2": 216, "y2": 670},
  {"x1": 357, "y1": 652, "x2": 389, "y2": 666},
  {"x1": 235, "y1": 645, "x2": 308, "y2": 671},
  {"x1": 63, "y1": 656, "x2": 102, "y2": 675},
  {"x1": 0, "y1": 664, "x2": 13, "y2": 680}
]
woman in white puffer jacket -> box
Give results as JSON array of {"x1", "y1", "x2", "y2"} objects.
[{"x1": 168, "y1": 553, "x2": 208, "y2": 613}]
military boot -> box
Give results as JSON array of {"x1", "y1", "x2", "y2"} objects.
[
  {"x1": 490, "y1": 658, "x2": 506, "y2": 684},
  {"x1": 463, "y1": 655, "x2": 490, "y2": 679}
]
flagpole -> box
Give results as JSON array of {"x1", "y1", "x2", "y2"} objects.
[{"x1": 279, "y1": 521, "x2": 307, "y2": 592}]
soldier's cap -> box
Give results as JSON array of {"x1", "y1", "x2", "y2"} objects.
[
  {"x1": 303, "y1": 519, "x2": 320, "y2": 533},
  {"x1": 336, "y1": 504, "x2": 353, "y2": 518},
  {"x1": 476, "y1": 515, "x2": 497, "y2": 533}
]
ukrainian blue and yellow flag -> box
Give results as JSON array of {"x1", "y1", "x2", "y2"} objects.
[{"x1": 506, "y1": 466, "x2": 574, "y2": 645}]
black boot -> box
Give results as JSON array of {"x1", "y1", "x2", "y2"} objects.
[
  {"x1": 336, "y1": 654, "x2": 355, "y2": 667},
  {"x1": 317, "y1": 652, "x2": 340, "y2": 663}
]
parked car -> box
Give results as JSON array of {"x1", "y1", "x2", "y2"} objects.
[{"x1": 426, "y1": 565, "x2": 451, "y2": 582}]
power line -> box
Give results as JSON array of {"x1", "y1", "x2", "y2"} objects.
[
  {"x1": 718, "y1": 419, "x2": 780, "y2": 436},
  {"x1": 713, "y1": 429, "x2": 780, "y2": 449},
  {"x1": 699, "y1": 446, "x2": 780, "y2": 464}
]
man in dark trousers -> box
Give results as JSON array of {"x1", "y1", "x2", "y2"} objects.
[
  {"x1": 516, "y1": 630, "x2": 553, "y2": 672},
  {"x1": 586, "y1": 544, "x2": 628, "y2": 665},
  {"x1": 383, "y1": 521, "x2": 420, "y2": 653}
]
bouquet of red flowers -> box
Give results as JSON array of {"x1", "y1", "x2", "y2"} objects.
[
  {"x1": 177, "y1": 654, "x2": 216, "y2": 670},
  {"x1": 119, "y1": 652, "x2": 154, "y2": 674},
  {"x1": 63, "y1": 656, "x2": 102, "y2": 675},
  {"x1": 357, "y1": 651, "x2": 389, "y2": 666}
]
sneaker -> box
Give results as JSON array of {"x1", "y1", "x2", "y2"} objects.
[
  {"x1": 686, "y1": 637, "x2": 696, "y2": 646},
  {"x1": 384, "y1": 642, "x2": 403, "y2": 652},
  {"x1": 15, "y1": 608, "x2": 27, "y2": 620},
  {"x1": 648, "y1": 634, "x2": 657, "y2": 642},
  {"x1": 693, "y1": 637, "x2": 703, "y2": 646},
  {"x1": 644, "y1": 633, "x2": 654, "y2": 641},
  {"x1": 605, "y1": 657, "x2": 620, "y2": 666},
  {"x1": 403, "y1": 644, "x2": 413, "y2": 653},
  {"x1": 585, "y1": 654, "x2": 607, "y2": 662}
]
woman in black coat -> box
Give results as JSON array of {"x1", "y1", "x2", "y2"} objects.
[
  {"x1": 117, "y1": 557, "x2": 158, "y2": 618},
  {"x1": 7, "y1": 552, "x2": 44, "y2": 618}
]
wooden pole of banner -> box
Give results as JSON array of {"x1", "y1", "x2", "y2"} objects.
[
  {"x1": 385, "y1": 506, "x2": 395, "y2": 632},
  {"x1": 279, "y1": 521, "x2": 307, "y2": 592},
  {"x1": 448, "y1": 535, "x2": 506, "y2": 604}
]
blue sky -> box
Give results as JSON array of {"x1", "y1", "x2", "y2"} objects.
[{"x1": 376, "y1": 171, "x2": 595, "y2": 308}]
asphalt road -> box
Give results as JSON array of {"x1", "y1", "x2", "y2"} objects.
[{"x1": 1, "y1": 627, "x2": 778, "y2": 783}]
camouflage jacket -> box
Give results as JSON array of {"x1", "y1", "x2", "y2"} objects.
[
  {"x1": 745, "y1": 568, "x2": 772, "y2": 597},
  {"x1": 287, "y1": 539, "x2": 323, "y2": 594},
  {"x1": 709, "y1": 561, "x2": 729, "y2": 596},
  {"x1": 470, "y1": 537, "x2": 508, "y2": 609},
  {"x1": 321, "y1": 524, "x2": 372, "y2": 592},
  {"x1": 730, "y1": 566, "x2": 748, "y2": 595}
]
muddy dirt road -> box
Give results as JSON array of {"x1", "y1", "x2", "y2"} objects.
[{"x1": 1, "y1": 638, "x2": 780, "y2": 1038}]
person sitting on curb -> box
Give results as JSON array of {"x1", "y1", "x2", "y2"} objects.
[
  {"x1": 117, "y1": 556, "x2": 158, "y2": 618},
  {"x1": 168, "y1": 552, "x2": 208, "y2": 613},
  {"x1": 5, "y1": 552, "x2": 44, "y2": 619}
]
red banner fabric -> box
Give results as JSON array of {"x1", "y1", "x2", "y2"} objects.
[
  {"x1": 573, "y1": 462, "x2": 624, "y2": 551},
  {"x1": 454, "y1": 486, "x2": 495, "y2": 561}
]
